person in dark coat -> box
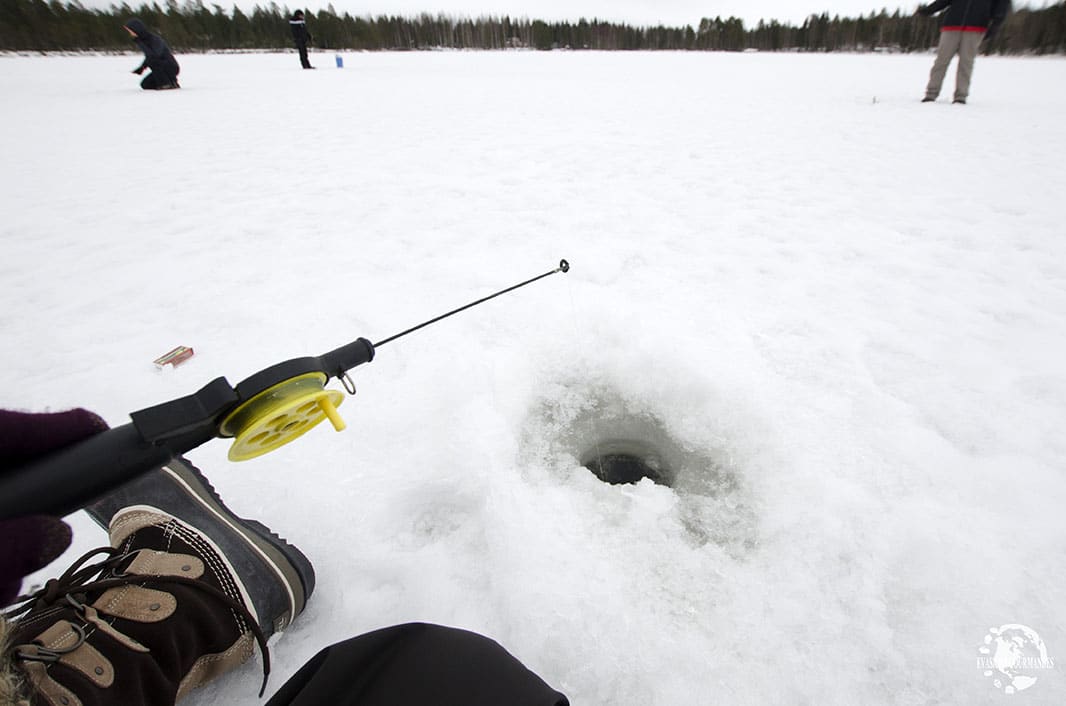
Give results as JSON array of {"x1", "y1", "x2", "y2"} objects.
[
  {"x1": 917, "y1": 0, "x2": 1010, "y2": 103},
  {"x1": 124, "y1": 18, "x2": 181, "y2": 90},
  {"x1": 289, "y1": 10, "x2": 314, "y2": 69},
  {"x1": 0, "y1": 407, "x2": 570, "y2": 706}
]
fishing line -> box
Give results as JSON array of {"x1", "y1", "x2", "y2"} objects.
[
  {"x1": 0, "y1": 259, "x2": 571, "y2": 520},
  {"x1": 557, "y1": 261, "x2": 611, "y2": 480},
  {"x1": 373, "y1": 261, "x2": 569, "y2": 349}
]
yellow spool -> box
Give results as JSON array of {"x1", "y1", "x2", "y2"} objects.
[{"x1": 219, "y1": 373, "x2": 346, "y2": 461}]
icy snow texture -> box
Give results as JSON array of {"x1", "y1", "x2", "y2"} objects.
[{"x1": 2, "y1": 51, "x2": 1065, "y2": 704}]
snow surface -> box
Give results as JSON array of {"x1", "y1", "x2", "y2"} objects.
[{"x1": 3, "y1": 50, "x2": 1066, "y2": 704}]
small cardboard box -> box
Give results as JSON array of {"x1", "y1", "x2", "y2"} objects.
[{"x1": 154, "y1": 346, "x2": 194, "y2": 368}]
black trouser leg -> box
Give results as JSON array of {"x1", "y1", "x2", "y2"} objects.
[
  {"x1": 265, "y1": 623, "x2": 569, "y2": 706},
  {"x1": 297, "y1": 43, "x2": 312, "y2": 68},
  {"x1": 140, "y1": 70, "x2": 177, "y2": 90}
]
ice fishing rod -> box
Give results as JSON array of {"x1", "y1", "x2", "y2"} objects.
[{"x1": 0, "y1": 259, "x2": 570, "y2": 520}]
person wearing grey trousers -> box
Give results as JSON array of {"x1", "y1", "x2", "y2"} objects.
[{"x1": 917, "y1": 0, "x2": 1011, "y2": 104}]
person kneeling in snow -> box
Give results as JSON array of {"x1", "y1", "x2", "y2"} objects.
[
  {"x1": 124, "y1": 18, "x2": 181, "y2": 90},
  {"x1": 0, "y1": 408, "x2": 569, "y2": 706}
]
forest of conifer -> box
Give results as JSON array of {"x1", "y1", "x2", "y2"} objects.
[{"x1": 1, "y1": 0, "x2": 1064, "y2": 54}]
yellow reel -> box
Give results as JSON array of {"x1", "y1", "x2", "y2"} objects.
[{"x1": 219, "y1": 373, "x2": 346, "y2": 461}]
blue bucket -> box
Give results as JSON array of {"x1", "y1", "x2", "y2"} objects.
[{"x1": 335, "y1": 55, "x2": 343, "y2": 68}]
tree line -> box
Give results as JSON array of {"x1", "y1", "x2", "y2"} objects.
[{"x1": 1, "y1": 0, "x2": 1063, "y2": 54}]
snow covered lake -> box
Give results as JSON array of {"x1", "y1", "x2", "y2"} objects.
[{"x1": 3, "y1": 49, "x2": 1065, "y2": 704}]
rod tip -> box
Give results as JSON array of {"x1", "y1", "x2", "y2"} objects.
[{"x1": 559, "y1": 259, "x2": 570, "y2": 273}]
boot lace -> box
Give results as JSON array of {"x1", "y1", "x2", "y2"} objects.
[{"x1": 5, "y1": 545, "x2": 273, "y2": 696}]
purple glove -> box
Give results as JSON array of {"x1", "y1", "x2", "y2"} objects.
[{"x1": 0, "y1": 408, "x2": 108, "y2": 606}]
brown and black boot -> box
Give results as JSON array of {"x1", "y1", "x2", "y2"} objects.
[{"x1": 3, "y1": 456, "x2": 314, "y2": 706}]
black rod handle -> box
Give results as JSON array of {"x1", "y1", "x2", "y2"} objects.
[
  {"x1": 320, "y1": 337, "x2": 375, "y2": 377},
  {"x1": 0, "y1": 423, "x2": 200, "y2": 520}
]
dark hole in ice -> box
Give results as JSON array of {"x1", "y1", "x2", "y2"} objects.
[
  {"x1": 581, "y1": 439, "x2": 672, "y2": 487},
  {"x1": 585, "y1": 453, "x2": 662, "y2": 485}
]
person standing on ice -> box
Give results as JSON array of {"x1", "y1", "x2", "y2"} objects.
[
  {"x1": 917, "y1": 0, "x2": 1010, "y2": 104},
  {"x1": 124, "y1": 18, "x2": 180, "y2": 90},
  {"x1": 289, "y1": 10, "x2": 315, "y2": 69}
]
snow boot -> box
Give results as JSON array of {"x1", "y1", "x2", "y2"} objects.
[
  {"x1": 921, "y1": 96, "x2": 936, "y2": 102},
  {"x1": 3, "y1": 457, "x2": 314, "y2": 706}
]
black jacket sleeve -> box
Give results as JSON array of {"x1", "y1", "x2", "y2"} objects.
[
  {"x1": 919, "y1": 0, "x2": 953, "y2": 16},
  {"x1": 986, "y1": 0, "x2": 1011, "y2": 38},
  {"x1": 132, "y1": 33, "x2": 179, "y2": 78},
  {"x1": 135, "y1": 35, "x2": 171, "y2": 70},
  {"x1": 289, "y1": 20, "x2": 310, "y2": 44}
]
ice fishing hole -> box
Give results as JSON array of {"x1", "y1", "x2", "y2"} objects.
[
  {"x1": 521, "y1": 380, "x2": 759, "y2": 555},
  {"x1": 580, "y1": 438, "x2": 671, "y2": 486}
]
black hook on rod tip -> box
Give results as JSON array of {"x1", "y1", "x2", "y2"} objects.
[{"x1": 559, "y1": 259, "x2": 570, "y2": 273}]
